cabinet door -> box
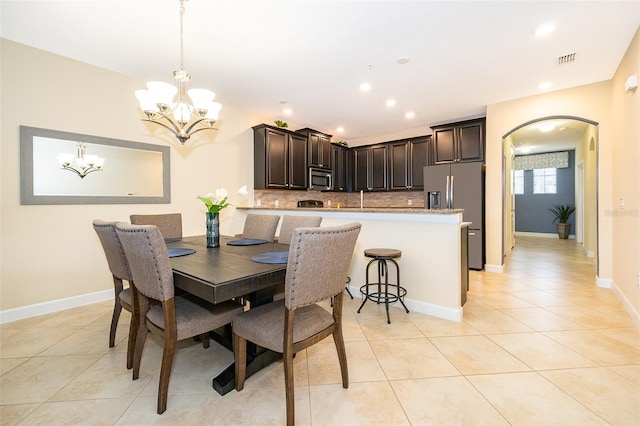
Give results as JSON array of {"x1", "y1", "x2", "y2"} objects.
[
  {"x1": 265, "y1": 129, "x2": 288, "y2": 188},
  {"x1": 320, "y1": 135, "x2": 331, "y2": 168},
  {"x1": 308, "y1": 133, "x2": 321, "y2": 167},
  {"x1": 410, "y1": 137, "x2": 428, "y2": 189},
  {"x1": 389, "y1": 141, "x2": 409, "y2": 190},
  {"x1": 370, "y1": 145, "x2": 388, "y2": 191},
  {"x1": 457, "y1": 121, "x2": 484, "y2": 162},
  {"x1": 331, "y1": 145, "x2": 347, "y2": 191},
  {"x1": 288, "y1": 133, "x2": 308, "y2": 189},
  {"x1": 432, "y1": 126, "x2": 457, "y2": 164},
  {"x1": 353, "y1": 147, "x2": 370, "y2": 191}
]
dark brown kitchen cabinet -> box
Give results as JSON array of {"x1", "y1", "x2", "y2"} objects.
[
  {"x1": 331, "y1": 143, "x2": 349, "y2": 192},
  {"x1": 253, "y1": 124, "x2": 308, "y2": 190},
  {"x1": 389, "y1": 136, "x2": 429, "y2": 190},
  {"x1": 296, "y1": 128, "x2": 332, "y2": 169},
  {"x1": 431, "y1": 118, "x2": 485, "y2": 165},
  {"x1": 353, "y1": 145, "x2": 388, "y2": 191}
]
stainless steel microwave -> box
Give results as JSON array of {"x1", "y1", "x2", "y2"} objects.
[{"x1": 308, "y1": 167, "x2": 332, "y2": 191}]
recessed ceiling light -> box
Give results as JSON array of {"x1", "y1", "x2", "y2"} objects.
[
  {"x1": 405, "y1": 111, "x2": 415, "y2": 119},
  {"x1": 539, "y1": 123, "x2": 555, "y2": 132},
  {"x1": 283, "y1": 108, "x2": 292, "y2": 116},
  {"x1": 538, "y1": 81, "x2": 552, "y2": 90},
  {"x1": 534, "y1": 23, "x2": 556, "y2": 37},
  {"x1": 396, "y1": 57, "x2": 410, "y2": 65},
  {"x1": 360, "y1": 82, "x2": 371, "y2": 92},
  {"x1": 386, "y1": 99, "x2": 397, "y2": 107},
  {"x1": 336, "y1": 127, "x2": 345, "y2": 133}
]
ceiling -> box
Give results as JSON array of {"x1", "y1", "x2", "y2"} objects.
[
  {"x1": 1, "y1": 1, "x2": 638, "y2": 146},
  {"x1": 509, "y1": 118, "x2": 591, "y2": 155}
]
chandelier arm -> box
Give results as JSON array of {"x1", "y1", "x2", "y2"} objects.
[
  {"x1": 141, "y1": 116, "x2": 181, "y2": 136},
  {"x1": 183, "y1": 118, "x2": 211, "y2": 134}
]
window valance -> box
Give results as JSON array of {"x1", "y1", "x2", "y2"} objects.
[{"x1": 515, "y1": 151, "x2": 568, "y2": 170}]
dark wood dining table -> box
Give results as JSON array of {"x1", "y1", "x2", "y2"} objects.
[{"x1": 166, "y1": 235, "x2": 289, "y2": 395}]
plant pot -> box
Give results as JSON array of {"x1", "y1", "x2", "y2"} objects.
[{"x1": 556, "y1": 223, "x2": 571, "y2": 239}]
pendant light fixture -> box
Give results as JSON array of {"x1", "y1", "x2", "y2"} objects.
[
  {"x1": 56, "y1": 142, "x2": 105, "y2": 179},
  {"x1": 135, "y1": 0, "x2": 221, "y2": 145}
]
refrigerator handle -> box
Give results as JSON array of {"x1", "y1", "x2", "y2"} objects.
[
  {"x1": 449, "y1": 175, "x2": 454, "y2": 209},
  {"x1": 445, "y1": 175, "x2": 450, "y2": 209}
]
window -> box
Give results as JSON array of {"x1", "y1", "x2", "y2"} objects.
[
  {"x1": 533, "y1": 168, "x2": 557, "y2": 194},
  {"x1": 513, "y1": 170, "x2": 524, "y2": 194}
]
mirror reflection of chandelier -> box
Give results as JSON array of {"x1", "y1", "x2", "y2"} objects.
[
  {"x1": 56, "y1": 142, "x2": 105, "y2": 179},
  {"x1": 135, "y1": 0, "x2": 221, "y2": 145}
]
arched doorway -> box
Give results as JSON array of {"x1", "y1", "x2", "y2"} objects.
[{"x1": 501, "y1": 115, "x2": 599, "y2": 274}]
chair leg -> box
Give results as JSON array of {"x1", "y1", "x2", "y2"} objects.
[
  {"x1": 157, "y1": 335, "x2": 176, "y2": 414},
  {"x1": 233, "y1": 333, "x2": 247, "y2": 391},
  {"x1": 332, "y1": 293, "x2": 349, "y2": 388},
  {"x1": 132, "y1": 295, "x2": 149, "y2": 381},
  {"x1": 200, "y1": 333, "x2": 210, "y2": 349},
  {"x1": 109, "y1": 276, "x2": 123, "y2": 348},
  {"x1": 126, "y1": 307, "x2": 137, "y2": 370},
  {"x1": 284, "y1": 309, "x2": 296, "y2": 426}
]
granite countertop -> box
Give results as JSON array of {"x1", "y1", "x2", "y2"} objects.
[{"x1": 237, "y1": 206, "x2": 463, "y2": 214}]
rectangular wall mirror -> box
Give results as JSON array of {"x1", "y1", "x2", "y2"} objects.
[{"x1": 20, "y1": 126, "x2": 171, "y2": 204}]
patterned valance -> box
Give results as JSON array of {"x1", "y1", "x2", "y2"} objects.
[{"x1": 515, "y1": 151, "x2": 569, "y2": 170}]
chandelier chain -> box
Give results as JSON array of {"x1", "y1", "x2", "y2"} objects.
[{"x1": 179, "y1": 0, "x2": 185, "y2": 71}]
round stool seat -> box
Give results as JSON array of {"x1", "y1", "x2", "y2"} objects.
[{"x1": 364, "y1": 248, "x2": 401, "y2": 259}]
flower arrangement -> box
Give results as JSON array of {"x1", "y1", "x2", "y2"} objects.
[{"x1": 197, "y1": 185, "x2": 248, "y2": 213}]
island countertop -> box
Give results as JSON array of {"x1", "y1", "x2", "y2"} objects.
[{"x1": 237, "y1": 206, "x2": 463, "y2": 214}]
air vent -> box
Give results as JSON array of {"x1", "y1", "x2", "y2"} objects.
[{"x1": 557, "y1": 52, "x2": 577, "y2": 65}]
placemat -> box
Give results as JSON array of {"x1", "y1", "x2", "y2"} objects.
[
  {"x1": 251, "y1": 251, "x2": 288, "y2": 264},
  {"x1": 164, "y1": 237, "x2": 181, "y2": 243},
  {"x1": 227, "y1": 238, "x2": 268, "y2": 246},
  {"x1": 167, "y1": 248, "x2": 196, "y2": 258}
]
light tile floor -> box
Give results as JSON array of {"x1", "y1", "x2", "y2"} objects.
[{"x1": 1, "y1": 236, "x2": 639, "y2": 425}]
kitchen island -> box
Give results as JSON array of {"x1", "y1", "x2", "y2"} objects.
[{"x1": 232, "y1": 206, "x2": 467, "y2": 321}]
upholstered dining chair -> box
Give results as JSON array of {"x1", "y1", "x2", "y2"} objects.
[
  {"x1": 241, "y1": 214, "x2": 280, "y2": 242},
  {"x1": 276, "y1": 215, "x2": 322, "y2": 244},
  {"x1": 130, "y1": 213, "x2": 182, "y2": 240},
  {"x1": 233, "y1": 222, "x2": 362, "y2": 426},
  {"x1": 92, "y1": 219, "x2": 136, "y2": 369},
  {"x1": 115, "y1": 222, "x2": 244, "y2": 414}
]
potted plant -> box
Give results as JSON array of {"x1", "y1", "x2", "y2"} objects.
[{"x1": 547, "y1": 203, "x2": 576, "y2": 239}]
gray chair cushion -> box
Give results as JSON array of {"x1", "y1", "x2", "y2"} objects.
[
  {"x1": 232, "y1": 299, "x2": 333, "y2": 352},
  {"x1": 130, "y1": 213, "x2": 182, "y2": 240},
  {"x1": 277, "y1": 215, "x2": 322, "y2": 245}
]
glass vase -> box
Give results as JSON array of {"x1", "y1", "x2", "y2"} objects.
[{"x1": 206, "y1": 212, "x2": 220, "y2": 248}]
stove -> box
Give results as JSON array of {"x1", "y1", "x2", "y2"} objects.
[{"x1": 297, "y1": 200, "x2": 324, "y2": 208}]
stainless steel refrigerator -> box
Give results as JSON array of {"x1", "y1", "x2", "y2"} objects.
[{"x1": 424, "y1": 162, "x2": 485, "y2": 270}]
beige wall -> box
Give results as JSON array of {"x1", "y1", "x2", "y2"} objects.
[
  {"x1": 610, "y1": 28, "x2": 640, "y2": 318},
  {"x1": 0, "y1": 39, "x2": 266, "y2": 311},
  {"x1": 574, "y1": 123, "x2": 598, "y2": 257}
]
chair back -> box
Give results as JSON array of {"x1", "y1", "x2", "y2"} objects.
[
  {"x1": 277, "y1": 215, "x2": 322, "y2": 244},
  {"x1": 242, "y1": 214, "x2": 280, "y2": 241},
  {"x1": 284, "y1": 222, "x2": 361, "y2": 310},
  {"x1": 130, "y1": 213, "x2": 182, "y2": 240},
  {"x1": 115, "y1": 223, "x2": 174, "y2": 302},
  {"x1": 93, "y1": 219, "x2": 132, "y2": 281}
]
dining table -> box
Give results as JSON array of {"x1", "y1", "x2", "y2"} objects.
[{"x1": 166, "y1": 234, "x2": 289, "y2": 395}]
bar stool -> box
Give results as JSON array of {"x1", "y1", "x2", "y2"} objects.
[{"x1": 357, "y1": 248, "x2": 409, "y2": 324}]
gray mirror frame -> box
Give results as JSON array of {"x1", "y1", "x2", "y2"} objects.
[{"x1": 20, "y1": 126, "x2": 171, "y2": 204}]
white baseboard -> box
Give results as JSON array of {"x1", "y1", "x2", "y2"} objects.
[
  {"x1": 609, "y1": 280, "x2": 640, "y2": 330},
  {"x1": 515, "y1": 231, "x2": 575, "y2": 239},
  {"x1": 484, "y1": 264, "x2": 504, "y2": 273},
  {"x1": 347, "y1": 285, "x2": 462, "y2": 322},
  {"x1": 596, "y1": 275, "x2": 612, "y2": 288},
  {"x1": 0, "y1": 290, "x2": 113, "y2": 324}
]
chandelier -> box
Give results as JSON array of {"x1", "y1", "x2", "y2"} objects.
[
  {"x1": 135, "y1": 0, "x2": 221, "y2": 145},
  {"x1": 56, "y1": 142, "x2": 105, "y2": 179}
]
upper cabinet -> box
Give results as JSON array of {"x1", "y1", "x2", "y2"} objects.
[
  {"x1": 296, "y1": 128, "x2": 332, "y2": 169},
  {"x1": 388, "y1": 136, "x2": 429, "y2": 190},
  {"x1": 430, "y1": 118, "x2": 485, "y2": 165},
  {"x1": 331, "y1": 143, "x2": 349, "y2": 192},
  {"x1": 253, "y1": 124, "x2": 308, "y2": 190},
  {"x1": 353, "y1": 145, "x2": 388, "y2": 191}
]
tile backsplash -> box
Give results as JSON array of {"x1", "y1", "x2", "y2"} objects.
[{"x1": 253, "y1": 189, "x2": 425, "y2": 209}]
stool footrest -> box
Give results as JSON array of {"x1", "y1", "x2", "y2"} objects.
[{"x1": 359, "y1": 284, "x2": 407, "y2": 304}]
